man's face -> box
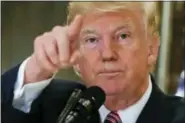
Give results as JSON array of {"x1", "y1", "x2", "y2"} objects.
[{"x1": 76, "y1": 9, "x2": 157, "y2": 96}]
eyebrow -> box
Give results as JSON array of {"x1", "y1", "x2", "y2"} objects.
[
  {"x1": 112, "y1": 21, "x2": 135, "y2": 32},
  {"x1": 113, "y1": 24, "x2": 132, "y2": 32},
  {"x1": 80, "y1": 21, "x2": 134, "y2": 35},
  {"x1": 80, "y1": 28, "x2": 98, "y2": 35}
]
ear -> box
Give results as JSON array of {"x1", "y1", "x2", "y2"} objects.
[{"x1": 148, "y1": 34, "x2": 160, "y2": 66}]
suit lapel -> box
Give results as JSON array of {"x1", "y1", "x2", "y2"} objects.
[
  {"x1": 85, "y1": 76, "x2": 174, "y2": 123},
  {"x1": 87, "y1": 111, "x2": 101, "y2": 123},
  {"x1": 136, "y1": 76, "x2": 174, "y2": 123}
]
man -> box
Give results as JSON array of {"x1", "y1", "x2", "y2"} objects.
[{"x1": 2, "y1": 2, "x2": 184, "y2": 123}]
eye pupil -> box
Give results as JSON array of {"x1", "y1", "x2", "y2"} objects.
[
  {"x1": 90, "y1": 38, "x2": 95, "y2": 42},
  {"x1": 87, "y1": 38, "x2": 96, "y2": 43},
  {"x1": 120, "y1": 34, "x2": 127, "y2": 39}
]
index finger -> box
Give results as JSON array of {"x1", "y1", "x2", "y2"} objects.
[{"x1": 67, "y1": 15, "x2": 83, "y2": 41}]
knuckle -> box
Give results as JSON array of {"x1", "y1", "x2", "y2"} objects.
[
  {"x1": 52, "y1": 25, "x2": 63, "y2": 32},
  {"x1": 52, "y1": 26, "x2": 68, "y2": 37},
  {"x1": 44, "y1": 36, "x2": 53, "y2": 43},
  {"x1": 49, "y1": 36, "x2": 56, "y2": 43},
  {"x1": 34, "y1": 37, "x2": 41, "y2": 48},
  {"x1": 34, "y1": 36, "x2": 41, "y2": 43},
  {"x1": 34, "y1": 35, "x2": 44, "y2": 45},
  {"x1": 44, "y1": 38, "x2": 56, "y2": 49},
  {"x1": 36, "y1": 35, "x2": 55, "y2": 47},
  {"x1": 42, "y1": 32, "x2": 50, "y2": 36}
]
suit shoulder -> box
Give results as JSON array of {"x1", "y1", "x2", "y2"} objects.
[
  {"x1": 165, "y1": 95, "x2": 184, "y2": 123},
  {"x1": 164, "y1": 95, "x2": 184, "y2": 111},
  {"x1": 165, "y1": 95, "x2": 184, "y2": 105}
]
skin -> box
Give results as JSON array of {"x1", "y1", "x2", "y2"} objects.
[
  {"x1": 76, "y1": 10, "x2": 159, "y2": 110},
  {"x1": 24, "y1": 7, "x2": 159, "y2": 111},
  {"x1": 24, "y1": 15, "x2": 83, "y2": 83}
]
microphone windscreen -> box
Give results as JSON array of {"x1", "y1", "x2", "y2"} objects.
[{"x1": 82, "y1": 86, "x2": 106, "y2": 110}]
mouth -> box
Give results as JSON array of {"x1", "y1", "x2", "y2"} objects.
[{"x1": 98, "y1": 71, "x2": 123, "y2": 77}]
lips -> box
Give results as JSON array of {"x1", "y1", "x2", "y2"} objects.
[{"x1": 98, "y1": 70, "x2": 123, "y2": 76}]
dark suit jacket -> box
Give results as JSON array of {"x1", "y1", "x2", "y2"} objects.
[{"x1": 1, "y1": 64, "x2": 185, "y2": 123}]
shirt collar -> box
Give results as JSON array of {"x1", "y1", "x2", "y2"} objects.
[{"x1": 99, "y1": 76, "x2": 153, "y2": 123}]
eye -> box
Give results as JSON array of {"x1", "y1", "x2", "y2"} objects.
[
  {"x1": 85, "y1": 37, "x2": 98, "y2": 43},
  {"x1": 119, "y1": 33, "x2": 128, "y2": 40},
  {"x1": 83, "y1": 37, "x2": 99, "y2": 49}
]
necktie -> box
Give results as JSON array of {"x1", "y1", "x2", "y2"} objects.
[{"x1": 104, "y1": 111, "x2": 122, "y2": 123}]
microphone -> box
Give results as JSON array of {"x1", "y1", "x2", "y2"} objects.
[
  {"x1": 57, "y1": 89, "x2": 82, "y2": 123},
  {"x1": 58, "y1": 86, "x2": 106, "y2": 123}
]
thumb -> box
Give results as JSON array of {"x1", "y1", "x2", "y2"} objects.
[{"x1": 69, "y1": 50, "x2": 82, "y2": 65}]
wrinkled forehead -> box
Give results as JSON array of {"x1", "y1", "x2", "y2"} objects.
[{"x1": 80, "y1": 10, "x2": 145, "y2": 35}]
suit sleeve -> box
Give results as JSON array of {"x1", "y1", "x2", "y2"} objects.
[
  {"x1": 13, "y1": 57, "x2": 52, "y2": 113},
  {"x1": 1, "y1": 64, "x2": 41, "y2": 123}
]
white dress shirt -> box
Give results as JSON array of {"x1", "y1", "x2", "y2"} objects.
[
  {"x1": 13, "y1": 58, "x2": 52, "y2": 113},
  {"x1": 13, "y1": 58, "x2": 152, "y2": 123},
  {"x1": 175, "y1": 70, "x2": 184, "y2": 97},
  {"x1": 99, "y1": 77, "x2": 152, "y2": 123}
]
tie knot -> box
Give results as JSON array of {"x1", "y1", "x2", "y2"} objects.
[{"x1": 104, "y1": 111, "x2": 122, "y2": 123}]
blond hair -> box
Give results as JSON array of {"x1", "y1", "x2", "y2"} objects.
[{"x1": 67, "y1": 2, "x2": 160, "y2": 36}]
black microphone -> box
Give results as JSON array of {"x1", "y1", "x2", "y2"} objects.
[
  {"x1": 57, "y1": 89, "x2": 82, "y2": 123},
  {"x1": 62, "y1": 86, "x2": 106, "y2": 123}
]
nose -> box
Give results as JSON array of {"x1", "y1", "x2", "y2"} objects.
[{"x1": 99, "y1": 39, "x2": 118, "y2": 62}]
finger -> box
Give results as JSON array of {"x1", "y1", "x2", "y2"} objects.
[
  {"x1": 34, "y1": 37, "x2": 58, "y2": 72},
  {"x1": 43, "y1": 35, "x2": 60, "y2": 67},
  {"x1": 43, "y1": 32, "x2": 50, "y2": 36},
  {"x1": 70, "y1": 50, "x2": 82, "y2": 65},
  {"x1": 68, "y1": 15, "x2": 83, "y2": 41},
  {"x1": 43, "y1": 44, "x2": 60, "y2": 71},
  {"x1": 52, "y1": 26, "x2": 70, "y2": 63}
]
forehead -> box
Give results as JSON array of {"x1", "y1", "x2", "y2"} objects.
[{"x1": 80, "y1": 10, "x2": 143, "y2": 34}]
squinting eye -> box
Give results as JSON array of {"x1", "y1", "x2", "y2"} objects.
[
  {"x1": 85, "y1": 37, "x2": 98, "y2": 43},
  {"x1": 83, "y1": 37, "x2": 99, "y2": 49}
]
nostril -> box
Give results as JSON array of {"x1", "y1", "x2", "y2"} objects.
[{"x1": 102, "y1": 57, "x2": 117, "y2": 62}]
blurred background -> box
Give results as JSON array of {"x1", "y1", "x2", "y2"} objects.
[{"x1": 1, "y1": 1, "x2": 184, "y2": 95}]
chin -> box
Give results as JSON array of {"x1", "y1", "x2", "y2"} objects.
[
  {"x1": 103, "y1": 86, "x2": 123, "y2": 96},
  {"x1": 85, "y1": 76, "x2": 127, "y2": 95},
  {"x1": 95, "y1": 80, "x2": 125, "y2": 96}
]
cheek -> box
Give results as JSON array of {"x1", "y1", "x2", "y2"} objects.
[
  {"x1": 77, "y1": 52, "x2": 100, "y2": 85},
  {"x1": 120, "y1": 43, "x2": 148, "y2": 77}
]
